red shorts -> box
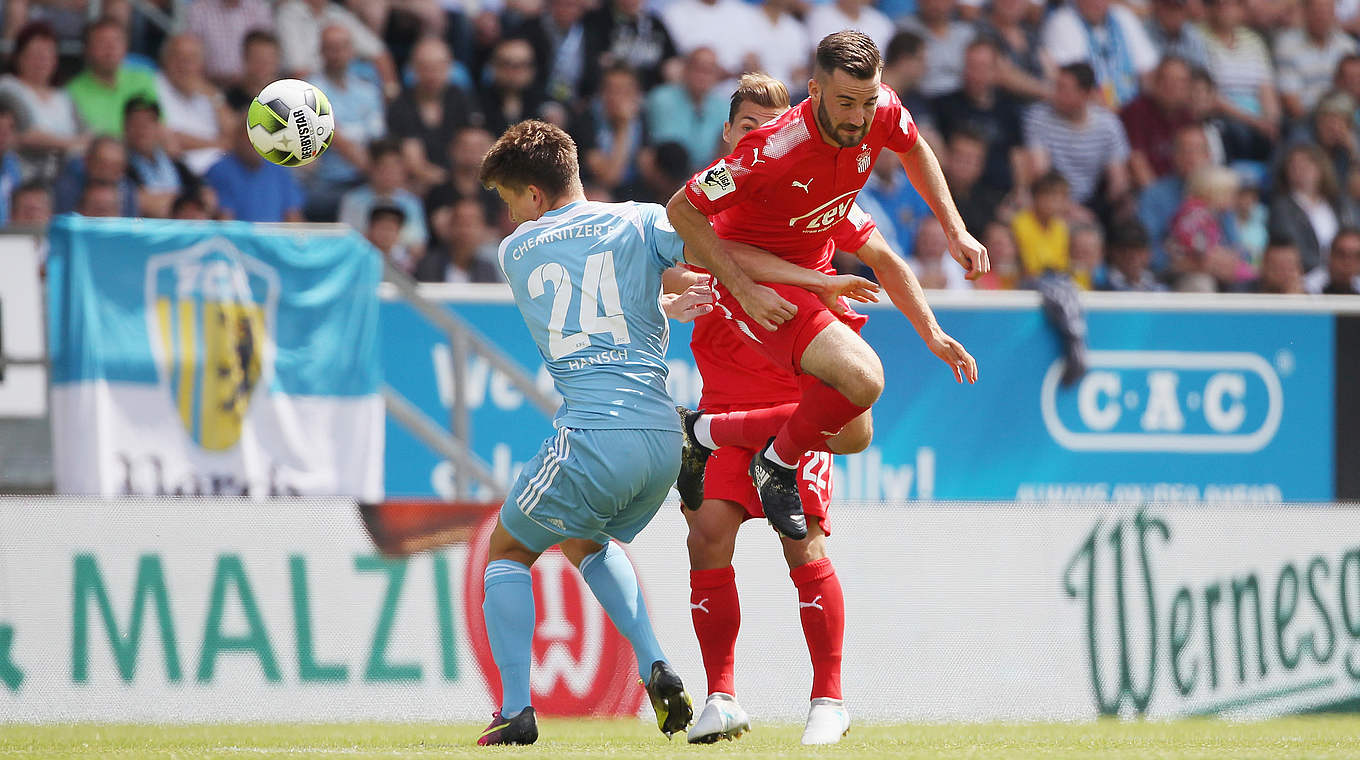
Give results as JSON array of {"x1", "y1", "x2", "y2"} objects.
[
  {"x1": 711, "y1": 282, "x2": 868, "y2": 372},
  {"x1": 701, "y1": 445, "x2": 834, "y2": 535}
]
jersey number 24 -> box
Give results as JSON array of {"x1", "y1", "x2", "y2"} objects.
[{"x1": 528, "y1": 250, "x2": 632, "y2": 360}]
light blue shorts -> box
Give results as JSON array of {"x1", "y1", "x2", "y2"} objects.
[{"x1": 500, "y1": 427, "x2": 682, "y2": 553}]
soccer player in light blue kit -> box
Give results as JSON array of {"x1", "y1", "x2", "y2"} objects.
[{"x1": 473, "y1": 120, "x2": 799, "y2": 746}]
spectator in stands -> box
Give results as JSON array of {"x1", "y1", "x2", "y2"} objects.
[
  {"x1": 899, "y1": 0, "x2": 977, "y2": 98},
  {"x1": 1188, "y1": 68, "x2": 1230, "y2": 166},
  {"x1": 123, "y1": 97, "x2": 191, "y2": 218},
  {"x1": 975, "y1": 0, "x2": 1054, "y2": 101},
  {"x1": 203, "y1": 93, "x2": 303, "y2": 223},
  {"x1": 170, "y1": 189, "x2": 212, "y2": 220},
  {"x1": 644, "y1": 47, "x2": 726, "y2": 173},
  {"x1": 9, "y1": 180, "x2": 52, "y2": 226},
  {"x1": 1275, "y1": 0, "x2": 1358, "y2": 121},
  {"x1": 1120, "y1": 56, "x2": 1194, "y2": 187},
  {"x1": 366, "y1": 203, "x2": 417, "y2": 274},
  {"x1": 0, "y1": 22, "x2": 84, "y2": 165},
  {"x1": 882, "y1": 31, "x2": 936, "y2": 132},
  {"x1": 858, "y1": 153, "x2": 933, "y2": 258},
  {"x1": 1102, "y1": 221, "x2": 1166, "y2": 291},
  {"x1": 0, "y1": 103, "x2": 21, "y2": 226},
  {"x1": 518, "y1": 0, "x2": 591, "y2": 104},
  {"x1": 479, "y1": 37, "x2": 549, "y2": 139},
  {"x1": 416, "y1": 197, "x2": 505, "y2": 283},
  {"x1": 1232, "y1": 174, "x2": 1269, "y2": 265},
  {"x1": 1252, "y1": 241, "x2": 1306, "y2": 293},
  {"x1": 1269, "y1": 142, "x2": 1360, "y2": 272},
  {"x1": 631, "y1": 140, "x2": 690, "y2": 205},
  {"x1": 1305, "y1": 226, "x2": 1360, "y2": 294},
  {"x1": 306, "y1": 23, "x2": 388, "y2": 221},
  {"x1": 1040, "y1": 0, "x2": 1158, "y2": 109},
  {"x1": 1139, "y1": 124, "x2": 1215, "y2": 271},
  {"x1": 425, "y1": 126, "x2": 500, "y2": 230},
  {"x1": 581, "y1": 0, "x2": 678, "y2": 95},
  {"x1": 276, "y1": 0, "x2": 398, "y2": 98},
  {"x1": 1023, "y1": 63, "x2": 1131, "y2": 210},
  {"x1": 183, "y1": 0, "x2": 273, "y2": 87},
  {"x1": 748, "y1": 0, "x2": 811, "y2": 91},
  {"x1": 1166, "y1": 165, "x2": 1252, "y2": 290},
  {"x1": 338, "y1": 139, "x2": 428, "y2": 259},
  {"x1": 944, "y1": 127, "x2": 1007, "y2": 233},
  {"x1": 1069, "y1": 222, "x2": 1105, "y2": 289},
  {"x1": 1144, "y1": 0, "x2": 1210, "y2": 70},
  {"x1": 1335, "y1": 54, "x2": 1360, "y2": 105},
  {"x1": 573, "y1": 65, "x2": 646, "y2": 195},
  {"x1": 1012, "y1": 170, "x2": 1072, "y2": 282},
  {"x1": 65, "y1": 17, "x2": 158, "y2": 139},
  {"x1": 154, "y1": 33, "x2": 228, "y2": 177},
  {"x1": 973, "y1": 221, "x2": 1022, "y2": 289},
  {"x1": 76, "y1": 178, "x2": 122, "y2": 217},
  {"x1": 809, "y1": 0, "x2": 893, "y2": 62},
  {"x1": 1201, "y1": 0, "x2": 1279, "y2": 154},
  {"x1": 387, "y1": 36, "x2": 482, "y2": 191},
  {"x1": 661, "y1": 0, "x2": 761, "y2": 77},
  {"x1": 911, "y1": 219, "x2": 973, "y2": 289},
  {"x1": 225, "y1": 30, "x2": 284, "y2": 108},
  {"x1": 1308, "y1": 91, "x2": 1360, "y2": 186},
  {"x1": 54, "y1": 135, "x2": 136, "y2": 216},
  {"x1": 933, "y1": 39, "x2": 1025, "y2": 193}
]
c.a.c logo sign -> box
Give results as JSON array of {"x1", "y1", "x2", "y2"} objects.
[
  {"x1": 1041, "y1": 351, "x2": 1283, "y2": 453},
  {"x1": 145, "y1": 238, "x2": 280, "y2": 451}
]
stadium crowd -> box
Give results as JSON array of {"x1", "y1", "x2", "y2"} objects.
[{"x1": 1, "y1": 0, "x2": 1359, "y2": 293}]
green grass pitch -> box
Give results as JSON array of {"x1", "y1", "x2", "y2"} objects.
[{"x1": 3, "y1": 717, "x2": 1359, "y2": 759}]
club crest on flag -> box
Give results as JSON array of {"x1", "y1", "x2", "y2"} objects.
[{"x1": 144, "y1": 238, "x2": 280, "y2": 451}]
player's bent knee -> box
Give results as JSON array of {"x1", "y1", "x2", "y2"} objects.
[
  {"x1": 686, "y1": 500, "x2": 742, "y2": 569},
  {"x1": 828, "y1": 418, "x2": 872, "y2": 454}
]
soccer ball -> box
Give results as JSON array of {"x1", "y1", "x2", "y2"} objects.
[{"x1": 246, "y1": 79, "x2": 335, "y2": 167}]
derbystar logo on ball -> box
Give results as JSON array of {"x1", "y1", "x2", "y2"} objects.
[{"x1": 246, "y1": 78, "x2": 336, "y2": 168}]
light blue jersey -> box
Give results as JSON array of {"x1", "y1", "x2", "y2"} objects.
[{"x1": 498, "y1": 199, "x2": 687, "y2": 433}]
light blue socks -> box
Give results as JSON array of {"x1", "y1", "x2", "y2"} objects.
[
  {"x1": 579, "y1": 542, "x2": 666, "y2": 680},
  {"x1": 483, "y1": 559, "x2": 534, "y2": 717}
]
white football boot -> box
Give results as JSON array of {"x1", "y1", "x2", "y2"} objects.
[
  {"x1": 800, "y1": 697, "x2": 851, "y2": 745},
  {"x1": 686, "y1": 692, "x2": 751, "y2": 744}
]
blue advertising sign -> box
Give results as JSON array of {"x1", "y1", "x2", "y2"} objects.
[{"x1": 382, "y1": 298, "x2": 1333, "y2": 502}]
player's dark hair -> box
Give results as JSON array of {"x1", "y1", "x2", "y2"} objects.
[
  {"x1": 885, "y1": 30, "x2": 924, "y2": 65},
  {"x1": 480, "y1": 120, "x2": 580, "y2": 199},
  {"x1": 815, "y1": 31, "x2": 882, "y2": 80},
  {"x1": 9, "y1": 21, "x2": 58, "y2": 75},
  {"x1": 243, "y1": 29, "x2": 280, "y2": 55},
  {"x1": 1032, "y1": 170, "x2": 1070, "y2": 197},
  {"x1": 83, "y1": 16, "x2": 124, "y2": 45},
  {"x1": 727, "y1": 72, "x2": 790, "y2": 124},
  {"x1": 368, "y1": 137, "x2": 404, "y2": 164},
  {"x1": 1059, "y1": 62, "x2": 1096, "y2": 92}
]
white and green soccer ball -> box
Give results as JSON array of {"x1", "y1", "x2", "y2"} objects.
[{"x1": 246, "y1": 78, "x2": 335, "y2": 167}]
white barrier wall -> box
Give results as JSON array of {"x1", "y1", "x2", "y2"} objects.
[{"x1": 2, "y1": 498, "x2": 1358, "y2": 722}]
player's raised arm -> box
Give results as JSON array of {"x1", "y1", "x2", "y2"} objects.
[
  {"x1": 849, "y1": 228, "x2": 978, "y2": 384},
  {"x1": 665, "y1": 190, "x2": 798, "y2": 331},
  {"x1": 894, "y1": 132, "x2": 991, "y2": 281}
]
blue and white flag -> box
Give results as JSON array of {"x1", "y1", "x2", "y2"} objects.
[{"x1": 47, "y1": 215, "x2": 383, "y2": 500}]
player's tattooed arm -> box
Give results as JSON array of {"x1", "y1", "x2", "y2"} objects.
[
  {"x1": 896, "y1": 139, "x2": 991, "y2": 281},
  {"x1": 851, "y1": 228, "x2": 978, "y2": 384},
  {"x1": 665, "y1": 190, "x2": 797, "y2": 331}
]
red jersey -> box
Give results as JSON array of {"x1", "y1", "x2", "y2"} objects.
[
  {"x1": 689, "y1": 209, "x2": 875, "y2": 410},
  {"x1": 683, "y1": 84, "x2": 919, "y2": 273}
]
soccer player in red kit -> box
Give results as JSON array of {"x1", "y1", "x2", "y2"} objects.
[
  {"x1": 667, "y1": 70, "x2": 980, "y2": 744},
  {"x1": 666, "y1": 31, "x2": 988, "y2": 541}
]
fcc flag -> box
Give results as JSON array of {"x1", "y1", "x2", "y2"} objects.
[{"x1": 47, "y1": 215, "x2": 383, "y2": 500}]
